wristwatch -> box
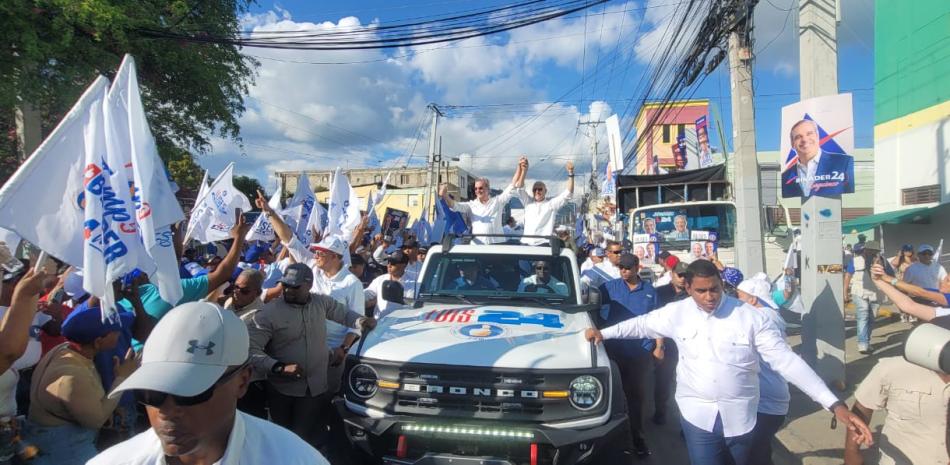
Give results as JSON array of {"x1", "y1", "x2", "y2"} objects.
[
  {"x1": 271, "y1": 362, "x2": 286, "y2": 374},
  {"x1": 889, "y1": 277, "x2": 898, "y2": 286}
]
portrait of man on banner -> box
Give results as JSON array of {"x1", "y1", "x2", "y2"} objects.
[{"x1": 779, "y1": 94, "x2": 856, "y2": 199}]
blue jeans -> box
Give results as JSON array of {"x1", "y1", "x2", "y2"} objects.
[
  {"x1": 748, "y1": 412, "x2": 786, "y2": 465},
  {"x1": 26, "y1": 421, "x2": 97, "y2": 465},
  {"x1": 680, "y1": 414, "x2": 755, "y2": 465},
  {"x1": 852, "y1": 292, "x2": 879, "y2": 347}
]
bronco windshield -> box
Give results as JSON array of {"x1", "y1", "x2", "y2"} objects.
[{"x1": 418, "y1": 252, "x2": 577, "y2": 303}]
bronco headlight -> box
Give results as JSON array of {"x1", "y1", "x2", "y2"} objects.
[
  {"x1": 568, "y1": 375, "x2": 603, "y2": 411},
  {"x1": 349, "y1": 364, "x2": 379, "y2": 399}
]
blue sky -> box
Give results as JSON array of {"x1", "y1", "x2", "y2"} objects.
[{"x1": 200, "y1": 0, "x2": 874, "y2": 191}]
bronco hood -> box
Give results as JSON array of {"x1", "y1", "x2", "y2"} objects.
[{"x1": 357, "y1": 303, "x2": 608, "y2": 370}]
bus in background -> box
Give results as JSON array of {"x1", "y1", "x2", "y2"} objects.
[{"x1": 628, "y1": 201, "x2": 738, "y2": 267}]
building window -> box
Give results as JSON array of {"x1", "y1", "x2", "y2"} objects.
[
  {"x1": 409, "y1": 195, "x2": 419, "y2": 206},
  {"x1": 759, "y1": 165, "x2": 780, "y2": 207},
  {"x1": 677, "y1": 124, "x2": 686, "y2": 137},
  {"x1": 375, "y1": 174, "x2": 382, "y2": 183},
  {"x1": 661, "y1": 125, "x2": 671, "y2": 144},
  {"x1": 902, "y1": 184, "x2": 939, "y2": 205},
  {"x1": 400, "y1": 174, "x2": 410, "y2": 185}
]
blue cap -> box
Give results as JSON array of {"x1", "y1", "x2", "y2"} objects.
[
  {"x1": 62, "y1": 303, "x2": 125, "y2": 344},
  {"x1": 918, "y1": 244, "x2": 935, "y2": 254},
  {"x1": 243, "y1": 243, "x2": 270, "y2": 262},
  {"x1": 900, "y1": 244, "x2": 913, "y2": 252},
  {"x1": 122, "y1": 269, "x2": 144, "y2": 287},
  {"x1": 721, "y1": 267, "x2": 744, "y2": 288}
]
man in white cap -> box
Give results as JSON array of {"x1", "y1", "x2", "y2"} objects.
[
  {"x1": 580, "y1": 247, "x2": 605, "y2": 273},
  {"x1": 735, "y1": 274, "x2": 789, "y2": 465},
  {"x1": 87, "y1": 301, "x2": 328, "y2": 464}
]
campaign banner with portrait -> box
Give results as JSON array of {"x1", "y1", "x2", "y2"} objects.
[
  {"x1": 696, "y1": 115, "x2": 713, "y2": 168},
  {"x1": 632, "y1": 233, "x2": 658, "y2": 265},
  {"x1": 780, "y1": 93, "x2": 855, "y2": 199},
  {"x1": 635, "y1": 208, "x2": 690, "y2": 241},
  {"x1": 382, "y1": 207, "x2": 409, "y2": 238},
  {"x1": 689, "y1": 230, "x2": 718, "y2": 261}
]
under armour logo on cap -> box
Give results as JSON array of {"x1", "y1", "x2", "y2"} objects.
[{"x1": 186, "y1": 339, "x2": 215, "y2": 356}]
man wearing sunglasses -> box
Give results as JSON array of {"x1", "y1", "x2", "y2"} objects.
[
  {"x1": 518, "y1": 261, "x2": 569, "y2": 295},
  {"x1": 438, "y1": 156, "x2": 527, "y2": 244},
  {"x1": 517, "y1": 161, "x2": 574, "y2": 245},
  {"x1": 247, "y1": 263, "x2": 375, "y2": 447},
  {"x1": 89, "y1": 301, "x2": 328, "y2": 465},
  {"x1": 224, "y1": 269, "x2": 264, "y2": 320},
  {"x1": 581, "y1": 240, "x2": 624, "y2": 289}
]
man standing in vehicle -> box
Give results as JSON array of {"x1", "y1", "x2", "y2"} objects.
[
  {"x1": 517, "y1": 161, "x2": 574, "y2": 245},
  {"x1": 439, "y1": 157, "x2": 526, "y2": 244}
]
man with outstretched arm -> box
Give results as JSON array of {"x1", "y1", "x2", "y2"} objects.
[
  {"x1": 438, "y1": 157, "x2": 526, "y2": 244},
  {"x1": 584, "y1": 260, "x2": 873, "y2": 465},
  {"x1": 517, "y1": 160, "x2": 574, "y2": 245}
]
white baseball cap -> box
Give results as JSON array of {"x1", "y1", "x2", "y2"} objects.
[
  {"x1": 314, "y1": 235, "x2": 348, "y2": 257},
  {"x1": 110, "y1": 301, "x2": 249, "y2": 398},
  {"x1": 737, "y1": 278, "x2": 778, "y2": 310}
]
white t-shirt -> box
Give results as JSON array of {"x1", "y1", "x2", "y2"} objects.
[
  {"x1": 902, "y1": 261, "x2": 947, "y2": 290},
  {"x1": 450, "y1": 185, "x2": 517, "y2": 244},
  {"x1": 581, "y1": 261, "x2": 620, "y2": 289},
  {"x1": 517, "y1": 189, "x2": 572, "y2": 245},
  {"x1": 365, "y1": 272, "x2": 417, "y2": 319},
  {"x1": 313, "y1": 267, "x2": 365, "y2": 350},
  {"x1": 0, "y1": 368, "x2": 17, "y2": 417},
  {"x1": 88, "y1": 411, "x2": 327, "y2": 465}
]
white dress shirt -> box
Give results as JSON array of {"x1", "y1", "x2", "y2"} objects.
[
  {"x1": 757, "y1": 307, "x2": 791, "y2": 416},
  {"x1": 450, "y1": 185, "x2": 517, "y2": 244},
  {"x1": 87, "y1": 411, "x2": 327, "y2": 465},
  {"x1": 365, "y1": 272, "x2": 417, "y2": 318},
  {"x1": 795, "y1": 150, "x2": 822, "y2": 195},
  {"x1": 517, "y1": 189, "x2": 572, "y2": 245},
  {"x1": 581, "y1": 261, "x2": 620, "y2": 289},
  {"x1": 600, "y1": 295, "x2": 838, "y2": 437}
]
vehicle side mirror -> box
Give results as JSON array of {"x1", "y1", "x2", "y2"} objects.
[{"x1": 585, "y1": 286, "x2": 602, "y2": 306}]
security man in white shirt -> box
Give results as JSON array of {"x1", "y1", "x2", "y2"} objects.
[
  {"x1": 517, "y1": 161, "x2": 574, "y2": 245},
  {"x1": 438, "y1": 157, "x2": 527, "y2": 244},
  {"x1": 585, "y1": 260, "x2": 873, "y2": 465},
  {"x1": 581, "y1": 240, "x2": 623, "y2": 289},
  {"x1": 88, "y1": 302, "x2": 327, "y2": 465}
]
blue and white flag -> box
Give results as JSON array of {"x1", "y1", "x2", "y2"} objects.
[
  {"x1": 574, "y1": 215, "x2": 587, "y2": 248},
  {"x1": 0, "y1": 78, "x2": 110, "y2": 269},
  {"x1": 326, "y1": 168, "x2": 361, "y2": 240},
  {"x1": 108, "y1": 55, "x2": 184, "y2": 306},
  {"x1": 190, "y1": 163, "x2": 251, "y2": 243},
  {"x1": 365, "y1": 192, "x2": 381, "y2": 237},
  {"x1": 410, "y1": 208, "x2": 431, "y2": 245},
  {"x1": 246, "y1": 189, "x2": 281, "y2": 243},
  {"x1": 287, "y1": 174, "x2": 317, "y2": 244},
  {"x1": 185, "y1": 170, "x2": 210, "y2": 244}
]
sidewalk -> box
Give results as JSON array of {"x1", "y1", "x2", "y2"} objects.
[{"x1": 774, "y1": 304, "x2": 909, "y2": 465}]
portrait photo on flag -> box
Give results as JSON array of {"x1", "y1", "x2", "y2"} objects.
[{"x1": 780, "y1": 93, "x2": 856, "y2": 199}]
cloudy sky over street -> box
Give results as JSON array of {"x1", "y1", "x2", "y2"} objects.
[{"x1": 199, "y1": 0, "x2": 873, "y2": 193}]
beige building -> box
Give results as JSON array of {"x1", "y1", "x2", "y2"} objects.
[{"x1": 275, "y1": 166, "x2": 476, "y2": 202}]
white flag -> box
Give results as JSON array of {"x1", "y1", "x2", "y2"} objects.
[
  {"x1": 605, "y1": 114, "x2": 624, "y2": 172},
  {"x1": 0, "y1": 77, "x2": 111, "y2": 268},
  {"x1": 287, "y1": 174, "x2": 317, "y2": 244},
  {"x1": 193, "y1": 163, "x2": 251, "y2": 243},
  {"x1": 184, "y1": 170, "x2": 211, "y2": 244},
  {"x1": 0, "y1": 227, "x2": 21, "y2": 255},
  {"x1": 326, "y1": 168, "x2": 361, "y2": 239},
  {"x1": 109, "y1": 55, "x2": 186, "y2": 305},
  {"x1": 366, "y1": 192, "x2": 381, "y2": 237},
  {"x1": 246, "y1": 189, "x2": 281, "y2": 242},
  {"x1": 306, "y1": 201, "x2": 327, "y2": 240}
]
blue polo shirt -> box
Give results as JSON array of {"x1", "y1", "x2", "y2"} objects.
[{"x1": 599, "y1": 278, "x2": 658, "y2": 355}]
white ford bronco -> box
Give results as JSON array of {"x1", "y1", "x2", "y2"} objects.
[{"x1": 336, "y1": 236, "x2": 629, "y2": 465}]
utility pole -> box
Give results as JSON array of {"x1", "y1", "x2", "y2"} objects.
[
  {"x1": 424, "y1": 103, "x2": 442, "y2": 222},
  {"x1": 798, "y1": 0, "x2": 845, "y2": 389},
  {"x1": 578, "y1": 120, "x2": 603, "y2": 199},
  {"x1": 727, "y1": 6, "x2": 766, "y2": 274}
]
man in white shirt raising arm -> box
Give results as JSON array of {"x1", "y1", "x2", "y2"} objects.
[
  {"x1": 517, "y1": 160, "x2": 574, "y2": 245},
  {"x1": 438, "y1": 157, "x2": 526, "y2": 244},
  {"x1": 584, "y1": 259, "x2": 873, "y2": 465}
]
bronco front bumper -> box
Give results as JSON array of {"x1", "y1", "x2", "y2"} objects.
[{"x1": 334, "y1": 398, "x2": 628, "y2": 465}]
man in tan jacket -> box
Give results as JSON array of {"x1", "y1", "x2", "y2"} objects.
[{"x1": 247, "y1": 263, "x2": 375, "y2": 446}]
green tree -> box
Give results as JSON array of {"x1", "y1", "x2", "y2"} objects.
[
  {"x1": 233, "y1": 174, "x2": 264, "y2": 210},
  {"x1": 0, "y1": 0, "x2": 258, "y2": 185}
]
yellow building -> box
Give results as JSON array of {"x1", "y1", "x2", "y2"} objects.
[
  {"x1": 314, "y1": 185, "x2": 433, "y2": 223},
  {"x1": 633, "y1": 100, "x2": 712, "y2": 175}
]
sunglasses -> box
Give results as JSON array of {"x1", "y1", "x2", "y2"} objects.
[
  {"x1": 282, "y1": 283, "x2": 304, "y2": 290},
  {"x1": 618, "y1": 266, "x2": 634, "y2": 270},
  {"x1": 136, "y1": 363, "x2": 248, "y2": 407},
  {"x1": 533, "y1": 188, "x2": 545, "y2": 192},
  {"x1": 232, "y1": 286, "x2": 255, "y2": 295},
  {"x1": 535, "y1": 266, "x2": 549, "y2": 271},
  {"x1": 608, "y1": 250, "x2": 622, "y2": 255}
]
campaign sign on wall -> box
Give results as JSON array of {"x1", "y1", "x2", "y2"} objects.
[
  {"x1": 689, "y1": 230, "x2": 718, "y2": 260},
  {"x1": 780, "y1": 93, "x2": 855, "y2": 199}
]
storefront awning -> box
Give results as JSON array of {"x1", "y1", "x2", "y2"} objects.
[{"x1": 841, "y1": 206, "x2": 937, "y2": 233}]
